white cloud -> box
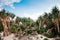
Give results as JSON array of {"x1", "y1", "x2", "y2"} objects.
[
  {"x1": 24, "y1": 12, "x2": 43, "y2": 21},
  {"x1": 56, "y1": 3, "x2": 60, "y2": 10},
  {"x1": 9, "y1": 4, "x2": 15, "y2": 9},
  {"x1": 23, "y1": 2, "x2": 60, "y2": 21},
  {"x1": 0, "y1": 7, "x2": 3, "y2": 11},
  {"x1": 0, "y1": 0, "x2": 21, "y2": 9}
]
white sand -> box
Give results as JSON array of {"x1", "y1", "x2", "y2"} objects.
[{"x1": 0, "y1": 32, "x2": 55, "y2": 40}]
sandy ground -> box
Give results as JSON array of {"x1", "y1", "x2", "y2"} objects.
[{"x1": 0, "y1": 32, "x2": 55, "y2": 40}]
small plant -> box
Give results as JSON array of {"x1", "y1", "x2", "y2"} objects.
[
  {"x1": 37, "y1": 27, "x2": 47, "y2": 34},
  {"x1": 11, "y1": 24, "x2": 18, "y2": 33},
  {"x1": 0, "y1": 23, "x2": 4, "y2": 32},
  {"x1": 44, "y1": 38, "x2": 48, "y2": 40},
  {"x1": 48, "y1": 30, "x2": 55, "y2": 38},
  {"x1": 27, "y1": 30, "x2": 32, "y2": 34},
  {"x1": 37, "y1": 29, "x2": 44, "y2": 34},
  {"x1": 58, "y1": 32, "x2": 60, "y2": 37},
  {"x1": 41, "y1": 36, "x2": 43, "y2": 38}
]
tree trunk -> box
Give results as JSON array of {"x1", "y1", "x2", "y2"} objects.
[
  {"x1": 56, "y1": 19, "x2": 60, "y2": 33},
  {"x1": 39, "y1": 21, "x2": 42, "y2": 30},
  {"x1": 2, "y1": 20, "x2": 9, "y2": 36},
  {"x1": 6, "y1": 17, "x2": 11, "y2": 35}
]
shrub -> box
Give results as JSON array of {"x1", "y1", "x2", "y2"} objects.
[
  {"x1": 44, "y1": 38, "x2": 48, "y2": 40},
  {"x1": 20, "y1": 25, "x2": 25, "y2": 31},
  {"x1": 11, "y1": 26, "x2": 17, "y2": 33},
  {"x1": 0, "y1": 23, "x2": 3, "y2": 32},
  {"x1": 11, "y1": 24, "x2": 18, "y2": 33},
  {"x1": 27, "y1": 30, "x2": 32, "y2": 34},
  {"x1": 37, "y1": 27, "x2": 47, "y2": 34},
  {"x1": 37, "y1": 29, "x2": 42, "y2": 34},
  {"x1": 58, "y1": 32, "x2": 60, "y2": 37},
  {"x1": 48, "y1": 31, "x2": 55, "y2": 38}
]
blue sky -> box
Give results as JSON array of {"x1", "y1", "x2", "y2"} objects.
[{"x1": 0, "y1": 0, "x2": 60, "y2": 20}]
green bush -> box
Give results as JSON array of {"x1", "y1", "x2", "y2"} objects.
[
  {"x1": 11, "y1": 26, "x2": 17, "y2": 33},
  {"x1": 20, "y1": 25, "x2": 25, "y2": 31},
  {"x1": 37, "y1": 29, "x2": 42, "y2": 34},
  {"x1": 37, "y1": 27, "x2": 47, "y2": 34},
  {"x1": 27, "y1": 30, "x2": 32, "y2": 34},
  {"x1": 48, "y1": 31, "x2": 55, "y2": 38},
  {"x1": 11, "y1": 24, "x2": 18, "y2": 33},
  {"x1": 0, "y1": 23, "x2": 3, "y2": 32},
  {"x1": 44, "y1": 38, "x2": 48, "y2": 40},
  {"x1": 58, "y1": 32, "x2": 60, "y2": 37}
]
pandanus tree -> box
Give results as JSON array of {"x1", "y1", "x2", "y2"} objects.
[
  {"x1": 15, "y1": 17, "x2": 21, "y2": 25},
  {"x1": 21, "y1": 18, "x2": 33, "y2": 29},
  {"x1": 43, "y1": 6, "x2": 60, "y2": 37},
  {"x1": 21, "y1": 18, "x2": 34, "y2": 35},
  {"x1": 52, "y1": 6, "x2": 60, "y2": 34},
  {"x1": 47, "y1": 13, "x2": 54, "y2": 29},
  {"x1": 0, "y1": 9, "x2": 9, "y2": 36},
  {"x1": 11, "y1": 17, "x2": 21, "y2": 33},
  {"x1": 37, "y1": 16, "x2": 43, "y2": 30},
  {"x1": 43, "y1": 12, "x2": 49, "y2": 28},
  {"x1": 0, "y1": 9, "x2": 15, "y2": 36},
  {"x1": 6, "y1": 12, "x2": 15, "y2": 34}
]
